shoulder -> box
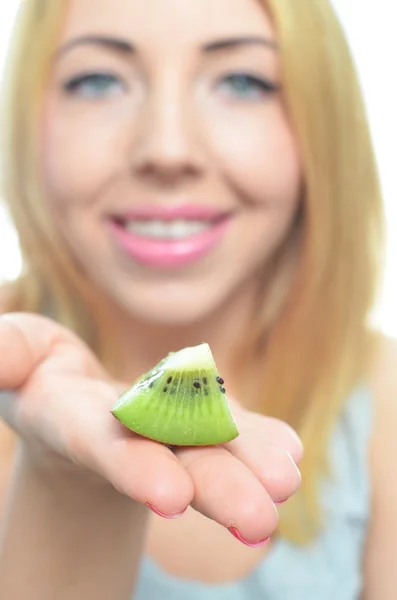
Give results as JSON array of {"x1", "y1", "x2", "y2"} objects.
[
  {"x1": 369, "y1": 333, "x2": 397, "y2": 451},
  {"x1": 368, "y1": 332, "x2": 397, "y2": 468},
  {"x1": 370, "y1": 333, "x2": 397, "y2": 397},
  {"x1": 363, "y1": 334, "x2": 397, "y2": 599}
]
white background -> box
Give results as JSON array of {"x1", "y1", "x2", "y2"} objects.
[{"x1": 0, "y1": 1, "x2": 396, "y2": 334}]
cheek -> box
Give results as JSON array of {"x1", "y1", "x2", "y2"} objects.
[
  {"x1": 207, "y1": 104, "x2": 302, "y2": 210},
  {"x1": 40, "y1": 98, "x2": 129, "y2": 208},
  {"x1": 204, "y1": 105, "x2": 302, "y2": 273}
]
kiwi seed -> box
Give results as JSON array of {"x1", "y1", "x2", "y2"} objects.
[{"x1": 216, "y1": 376, "x2": 224, "y2": 385}]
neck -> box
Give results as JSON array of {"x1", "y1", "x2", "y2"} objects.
[{"x1": 106, "y1": 279, "x2": 263, "y2": 408}]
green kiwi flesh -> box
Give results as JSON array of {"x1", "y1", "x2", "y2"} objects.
[{"x1": 111, "y1": 343, "x2": 239, "y2": 446}]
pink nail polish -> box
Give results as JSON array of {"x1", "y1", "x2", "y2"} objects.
[
  {"x1": 228, "y1": 526, "x2": 271, "y2": 548},
  {"x1": 146, "y1": 502, "x2": 188, "y2": 520}
]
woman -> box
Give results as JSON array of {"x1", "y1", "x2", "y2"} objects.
[{"x1": 0, "y1": 0, "x2": 396, "y2": 598}]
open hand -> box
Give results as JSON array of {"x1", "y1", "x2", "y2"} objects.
[{"x1": 0, "y1": 313, "x2": 302, "y2": 547}]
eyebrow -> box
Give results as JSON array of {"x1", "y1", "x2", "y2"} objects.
[
  {"x1": 55, "y1": 34, "x2": 278, "y2": 59},
  {"x1": 55, "y1": 35, "x2": 135, "y2": 58},
  {"x1": 203, "y1": 36, "x2": 278, "y2": 52}
]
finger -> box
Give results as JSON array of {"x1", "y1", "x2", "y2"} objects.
[
  {"x1": 225, "y1": 438, "x2": 301, "y2": 504},
  {"x1": 57, "y1": 379, "x2": 194, "y2": 517},
  {"x1": 229, "y1": 400, "x2": 303, "y2": 465},
  {"x1": 0, "y1": 313, "x2": 104, "y2": 391},
  {"x1": 222, "y1": 410, "x2": 301, "y2": 503},
  {"x1": 100, "y1": 434, "x2": 195, "y2": 517},
  {"x1": 258, "y1": 416, "x2": 304, "y2": 466},
  {"x1": 175, "y1": 445, "x2": 278, "y2": 545}
]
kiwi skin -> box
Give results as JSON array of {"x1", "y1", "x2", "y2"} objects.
[{"x1": 111, "y1": 344, "x2": 239, "y2": 446}]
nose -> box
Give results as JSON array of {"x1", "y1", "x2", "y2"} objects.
[{"x1": 129, "y1": 83, "x2": 206, "y2": 186}]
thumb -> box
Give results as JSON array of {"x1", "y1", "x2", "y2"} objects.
[{"x1": 0, "y1": 312, "x2": 89, "y2": 390}]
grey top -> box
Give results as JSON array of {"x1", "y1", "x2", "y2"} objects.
[{"x1": 135, "y1": 386, "x2": 372, "y2": 599}]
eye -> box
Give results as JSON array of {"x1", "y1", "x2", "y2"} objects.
[
  {"x1": 217, "y1": 73, "x2": 278, "y2": 100},
  {"x1": 62, "y1": 72, "x2": 126, "y2": 99}
]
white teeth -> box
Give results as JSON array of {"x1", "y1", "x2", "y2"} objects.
[{"x1": 124, "y1": 219, "x2": 211, "y2": 240}]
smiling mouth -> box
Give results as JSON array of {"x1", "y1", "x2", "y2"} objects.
[
  {"x1": 112, "y1": 215, "x2": 228, "y2": 241},
  {"x1": 108, "y1": 208, "x2": 232, "y2": 268}
]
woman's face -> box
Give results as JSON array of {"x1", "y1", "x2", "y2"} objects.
[{"x1": 42, "y1": 0, "x2": 302, "y2": 325}]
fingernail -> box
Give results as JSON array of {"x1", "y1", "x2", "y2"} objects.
[
  {"x1": 146, "y1": 502, "x2": 188, "y2": 520},
  {"x1": 228, "y1": 526, "x2": 271, "y2": 548}
]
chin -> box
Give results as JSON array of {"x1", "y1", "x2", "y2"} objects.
[
  {"x1": 124, "y1": 302, "x2": 209, "y2": 327},
  {"x1": 113, "y1": 286, "x2": 221, "y2": 328}
]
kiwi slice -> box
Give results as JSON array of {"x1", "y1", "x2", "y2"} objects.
[{"x1": 111, "y1": 343, "x2": 239, "y2": 446}]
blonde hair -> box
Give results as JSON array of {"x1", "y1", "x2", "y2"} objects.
[{"x1": 0, "y1": 0, "x2": 384, "y2": 543}]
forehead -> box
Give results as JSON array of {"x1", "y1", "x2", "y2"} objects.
[{"x1": 62, "y1": 0, "x2": 275, "y2": 45}]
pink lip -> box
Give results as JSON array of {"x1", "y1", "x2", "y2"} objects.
[{"x1": 108, "y1": 205, "x2": 231, "y2": 269}]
